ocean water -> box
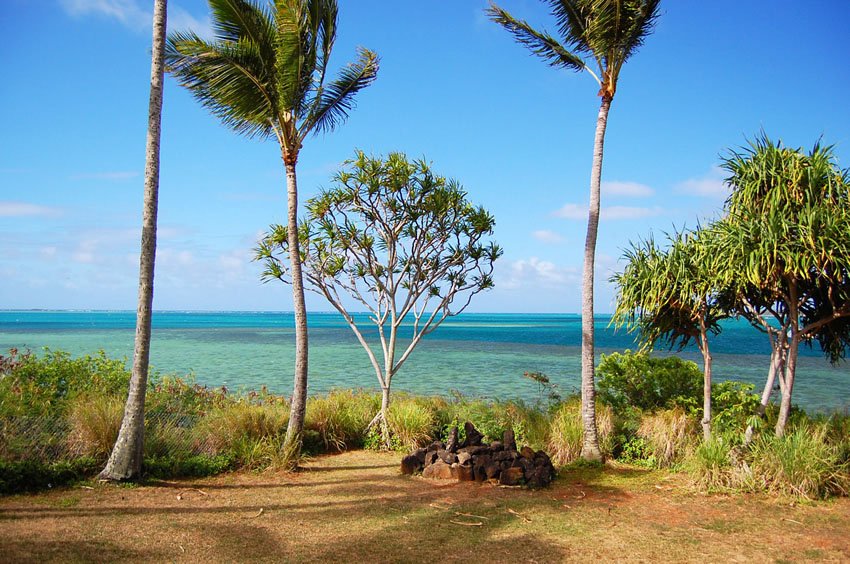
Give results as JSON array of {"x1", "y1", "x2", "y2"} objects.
[{"x1": 0, "y1": 310, "x2": 846, "y2": 413}]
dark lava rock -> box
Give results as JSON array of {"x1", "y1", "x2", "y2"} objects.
[
  {"x1": 445, "y1": 426, "x2": 459, "y2": 453},
  {"x1": 401, "y1": 454, "x2": 422, "y2": 475},
  {"x1": 499, "y1": 466, "x2": 524, "y2": 486},
  {"x1": 503, "y1": 428, "x2": 517, "y2": 452},
  {"x1": 422, "y1": 460, "x2": 453, "y2": 480}
]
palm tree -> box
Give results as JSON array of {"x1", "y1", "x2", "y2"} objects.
[
  {"x1": 166, "y1": 0, "x2": 379, "y2": 464},
  {"x1": 100, "y1": 0, "x2": 168, "y2": 481},
  {"x1": 488, "y1": 0, "x2": 661, "y2": 460}
]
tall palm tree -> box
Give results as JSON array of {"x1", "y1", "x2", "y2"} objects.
[
  {"x1": 488, "y1": 0, "x2": 661, "y2": 460},
  {"x1": 166, "y1": 0, "x2": 378, "y2": 464},
  {"x1": 100, "y1": 0, "x2": 168, "y2": 481}
]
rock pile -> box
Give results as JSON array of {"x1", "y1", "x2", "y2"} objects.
[{"x1": 400, "y1": 421, "x2": 556, "y2": 488}]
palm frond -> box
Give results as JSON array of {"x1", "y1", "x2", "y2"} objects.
[
  {"x1": 487, "y1": 3, "x2": 587, "y2": 72},
  {"x1": 304, "y1": 47, "x2": 379, "y2": 136},
  {"x1": 166, "y1": 31, "x2": 277, "y2": 139}
]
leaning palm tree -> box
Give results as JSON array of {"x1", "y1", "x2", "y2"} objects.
[
  {"x1": 100, "y1": 0, "x2": 168, "y2": 481},
  {"x1": 166, "y1": 0, "x2": 378, "y2": 464},
  {"x1": 488, "y1": 0, "x2": 661, "y2": 460}
]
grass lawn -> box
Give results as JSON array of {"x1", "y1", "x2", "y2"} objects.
[{"x1": 0, "y1": 450, "x2": 847, "y2": 563}]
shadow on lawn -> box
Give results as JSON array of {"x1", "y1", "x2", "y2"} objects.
[{"x1": 0, "y1": 453, "x2": 641, "y2": 562}]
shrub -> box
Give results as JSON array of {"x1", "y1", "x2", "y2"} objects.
[
  {"x1": 547, "y1": 398, "x2": 614, "y2": 466},
  {"x1": 597, "y1": 351, "x2": 701, "y2": 412},
  {"x1": 711, "y1": 381, "x2": 761, "y2": 434},
  {"x1": 0, "y1": 457, "x2": 99, "y2": 494},
  {"x1": 637, "y1": 407, "x2": 699, "y2": 468}
]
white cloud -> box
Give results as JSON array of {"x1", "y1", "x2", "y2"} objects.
[
  {"x1": 60, "y1": 0, "x2": 149, "y2": 29},
  {"x1": 603, "y1": 180, "x2": 654, "y2": 198},
  {"x1": 0, "y1": 202, "x2": 62, "y2": 217},
  {"x1": 499, "y1": 257, "x2": 579, "y2": 291},
  {"x1": 60, "y1": 0, "x2": 212, "y2": 37},
  {"x1": 532, "y1": 230, "x2": 565, "y2": 244},
  {"x1": 675, "y1": 166, "x2": 730, "y2": 198},
  {"x1": 553, "y1": 203, "x2": 662, "y2": 221}
]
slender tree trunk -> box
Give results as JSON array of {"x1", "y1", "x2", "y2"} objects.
[
  {"x1": 580, "y1": 96, "x2": 611, "y2": 462},
  {"x1": 745, "y1": 343, "x2": 784, "y2": 445},
  {"x1": 698, "y1": 319, "x2": 712, "y2": 441},
  {"x1": 283, "y1": 161, "x2": 309, "y2": 464},
  {"x1": 775, "y1": 333, "x2": 798, "y2": 437},
  {"x1": 100, "y1": 0, "x2": 167, "y2": 481},
  {"x1": 380, "y1": 382, "x2": 391, "y2": 448}
]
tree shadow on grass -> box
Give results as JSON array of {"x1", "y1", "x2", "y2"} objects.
[{"x1": 0, "y1": 452, "x2": 631, "y2": 562}]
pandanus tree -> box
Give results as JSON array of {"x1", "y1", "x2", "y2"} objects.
[
  {"x1": 488, "y1": 0, "x2": 661, "y2": 460},
  {"x1": 101, "y1": 0, "x2": 168, "y2": 481},
  {"x1": 166, "y1": 0, "x2": 379, "y2": 462},
  {"x1": 612, "y1": 229, "x2": 728, "y2": 440},
  {"x1": 711, "y1": 136, "x2": 850, "y2": 436},
  {"x1": 257, "y1": 152, "x2": 501, "y2": 445}
]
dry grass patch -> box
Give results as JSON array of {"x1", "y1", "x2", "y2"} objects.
[{"x1": 0, "y1": 450, "x2": 848, "y2": 563}]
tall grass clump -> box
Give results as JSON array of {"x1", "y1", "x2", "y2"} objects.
[
  {"x1": 305, "y1": 390, "x2": 379, "y2": 452},
  {"x1": 386, "y1": 397, "x2": 435, "y2": 451},
  {"x1": 548, "y1": 398, "x2": 614, "y2": 466},
  {"x1": 197, "y1": 401, "x2": 290, "y2": 469},
  {"x1": 687, "y1": 435, "x2": 741, "y2": 491},
  {"x1": 66, "y1": 394, "x2": 124, "y2": 458},
  {"x1": 637, "y1": 407, "x2": 699, "y2": 468},
  {"x1": 748, "y1": 423, "x2": 850, "y2": 499}
]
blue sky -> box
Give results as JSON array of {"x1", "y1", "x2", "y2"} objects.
[{"x1": 1, "y1": 0, "x2": 848, "y2": 313}]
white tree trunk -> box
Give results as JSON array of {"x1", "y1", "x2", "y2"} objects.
[
  {"x1": 775, "y1": 334, "x2": 798, "y2": 437},
  {"x1": 283, "y1": 162, "x2": 309, "y2": 463},
  {"x1": 100, "y1": 0, "x2": 167, "y2": 481},
  {"x1": 699, "y1": 321, "x2": 712, "y2": 441},
  {"x1": 580, "y1": 96, "x2": 611, "y2": 462}
]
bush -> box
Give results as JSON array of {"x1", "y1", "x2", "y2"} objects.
[
  {"x1": 0, "y1": 457, "x2": 100, "y2": 494},
  {"x1": 597, "y1": 351, "x2": 701, "y2": 412},
  {"x1": 711, "y1": 381, "x2": 761, "y2": 434},
  {"x1": 547, "y1": 398, "x2": 614, "y2": 466}
]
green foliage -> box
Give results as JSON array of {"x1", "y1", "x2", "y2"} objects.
[
  {"x1": 617, "y1": 436, "x2": 657, "y2": 468},
  {"x1": 0, "y1": 348, "x2": 130, "y2": 417},
  {"x1": 0, "y1": 457, "x2": 99, "y2": 494},
  {"x1": 710, "y1": 381, "x2": 761, "y2": 434},
  {"x1": 143, "y1": 454, "x2": 235, "y2": 479},
  {"x1": 597, "y1": 351, "x2": 702, "y2": 412}
]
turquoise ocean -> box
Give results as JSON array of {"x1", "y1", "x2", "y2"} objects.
[{"x1": 0, "y1": 310, "x2": 846, "y2": 413}]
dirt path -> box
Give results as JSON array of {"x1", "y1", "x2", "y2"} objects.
[{"x1": 1, "y1": 451, "x2": 848, "y2": 563}]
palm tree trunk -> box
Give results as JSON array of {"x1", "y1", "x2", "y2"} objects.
[
  {"x1": 283, "y1": 161, "x2": 309, "y2": 464},
  {"x1": 580, "y1": 96, "x2": 611, "y2": 462},
  {"x1": 100, "y1": 0, "x2": 167, "y2": 481}
]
